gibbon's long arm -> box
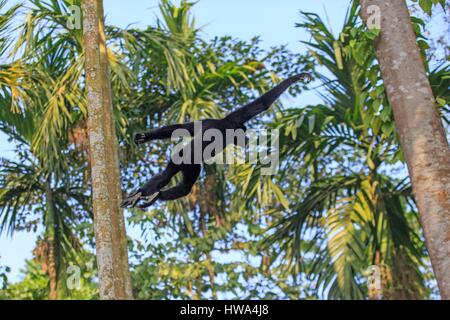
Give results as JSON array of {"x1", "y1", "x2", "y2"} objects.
[
  {"x1": 134, "y1": 122, "x2": 196, "y2": 145},
  {"x1": 134, "y1": 73, "x2": 311, "y2": 145},
  {"x1": 224, "y1": 72, "x2": 312, "y2": 124}
]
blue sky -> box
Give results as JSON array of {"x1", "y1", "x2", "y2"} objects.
[
  {"x1": 0, "y1": 0, "x2": 351, "y2": 282},
  {"x1": 102, "y1": 0, "x2": 350, "y2": 49}
]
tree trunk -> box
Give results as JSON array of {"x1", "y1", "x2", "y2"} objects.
[
  {"x1": 82, "y1": 0, "x2": 133, "y2": 299},
  {"x1": 360, "y1": 0, "x2": 450, "y2": 299},
  {"x1": 199, "y1": 205, "x2": 217, "y2": 300},
  {"x1": 45, "y1": 181, "x2": 58, "y2": 300}
]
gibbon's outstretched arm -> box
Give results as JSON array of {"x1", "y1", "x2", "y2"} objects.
[
  {"x1": 224, "y1": 72, "x2": 312, "y2": 124},
  {"x1": 134, "y1": 122, "x2": 196, "y2": 145},
  {"x1": 134, "y1": 73, "x2": 311, "y2": 145}
]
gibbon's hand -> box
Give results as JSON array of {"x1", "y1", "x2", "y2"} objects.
[{"x1": 134, "y1": 132, "x2": 148, "y2": 145}]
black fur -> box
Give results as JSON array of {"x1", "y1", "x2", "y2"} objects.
[{"x1": 121, "y1": 73, "x2": 311, "y2": 208}]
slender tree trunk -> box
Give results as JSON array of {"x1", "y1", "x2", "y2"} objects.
[
  {"x1": 199, "y1": 207, "x2": 217, "y2": 300},
  {"x1": 360, "y1": 0, "x2": 450, "y2": 299},
  {"x1": 45, "y1": 181, "x2": 58, "y2": 300},
  {"x1": 82, "y1": 0, "x2": 133, "y2": 299}
]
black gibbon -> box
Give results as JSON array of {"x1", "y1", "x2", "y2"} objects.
[{"x1": 121, "y1": 73, "x2": 311, "y2": 208}]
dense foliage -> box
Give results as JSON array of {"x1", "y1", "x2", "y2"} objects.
[{"x1": 0, "y1": 0, "x2": 448, "y2": 299}]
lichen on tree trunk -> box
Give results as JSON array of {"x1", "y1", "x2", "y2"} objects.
[
  {"x1": 360, "y1": 0, "x2": 450, "y2": 299},
  {"x1": 82, "y1": 0, "x2": 133, "y2": 300}
]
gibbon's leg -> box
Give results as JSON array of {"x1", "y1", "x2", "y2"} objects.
[
  {"x1": 136, "y1": 164, "x2": 201, "y2": 209},
  {"x1": 121, "y1": 161, "x2": 181, "y2": 208},
  {"x1": 134, "y1": 122, "x2": 196, "y2": 145},
  {"x1": 158, "y1": 164, "x2": 201, "y2": 202}
]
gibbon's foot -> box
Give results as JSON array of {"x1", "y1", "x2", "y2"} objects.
[
  {"x1": 121, "y1": 189, "x2": 160, "y2": 208},
  {"x1": 121, "y1": 189, "x2": 143, "y2": 208},
  {"x1": 134, "y1": 132, "x2": 148, "y2": 145},
  {"x1": 121, "y1": 172, "x2": 169, "y2": 208},
  {"x1": 137, "y1": 192, "x2": 160, "y2": 209}
]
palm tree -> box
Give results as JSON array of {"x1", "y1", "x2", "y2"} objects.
[
  {"x1": 360, "y1": 0, "x2": 450, "y2": 298},
  {"x1": 9, "y1": 0, "x2": 193, "y2": 171},
  {"x1": 233, "y1": 3, "x2": 448, "y2": 299},
  {"x1": 0, "y1": 0, "x2": 194, "y2": 299},
  {"x1": 0, "y1": 100, "x2": 91, "y2": 299},
  {"x1": 0, "y1": 0, "x2": 26, "y2": 108}
]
